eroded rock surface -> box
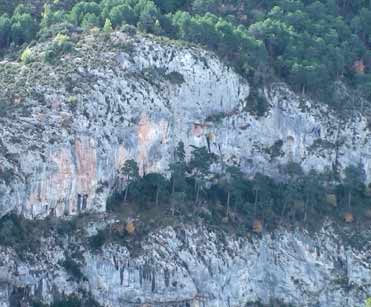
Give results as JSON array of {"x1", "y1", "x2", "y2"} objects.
[
  {"x1": 1, "y1": 32, "x2": 371, "y2": 219},
  {"x1": 1, "y1": 32, "x2": 371, "y2": 307},
  {"x1": 0, "y1": 221, "x2": 370, "y2": 307}
]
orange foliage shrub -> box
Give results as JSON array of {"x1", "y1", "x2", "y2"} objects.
[
  {"x1": 344, "y1": 212, "x2": 354, "y2": 223},
  {"x1": 252, "y1": 219, "x2": 263, "y2": 233},
  {"x1": 126, "y1": 222, "x2": 135, "y2": 234}
]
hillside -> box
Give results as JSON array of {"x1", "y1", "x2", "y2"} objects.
[
  {"x1": 1, "y1": 1, "x2": 371, "y2": 307},
  {"x1": 1, "y1": 0, "x2": 371, "y2": 104}
]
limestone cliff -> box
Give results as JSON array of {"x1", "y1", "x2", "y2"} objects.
[
  {"x1": 1, "y1": 31, "x2": 370, "y2": 219},
  {"x1": 0, "y1": 217, "x2": 370, "y2": 307},
  {"x1": 1, "y1": 31, "x2": 371, "y2": 307}
]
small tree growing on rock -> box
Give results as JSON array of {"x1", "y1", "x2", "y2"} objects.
[
  {"x1": 103, "y1": 18, "x2": 113, "y2": 32},
  {"x1": 343, "y1": 163, "x2": 366, "y2": 209},
  {"x1": 120, "y1": 159, "x2": 139, "y2": 203},
  {"x1": 169, "y1": 141, "x2": 187, "y2": 194},
  {"x1": 142, "y1": 173, "x2": 169, "y2": 206},
  {"x1": 189, "y1": 145, "x2": 215, "y2": 204}
]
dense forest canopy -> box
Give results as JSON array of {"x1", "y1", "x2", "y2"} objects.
[{"x1": 0, "y1": 0, "x2": 370, "y2": 103}]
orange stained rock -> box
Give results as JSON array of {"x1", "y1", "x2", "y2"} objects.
[
  {"x1": 138, "y1": 113, "x2": 153, "y2": 175},
  {"x1": 137, "y1": 113, "x2": 169, "y2": 175},
  {"x1": 75, "y1": 137, "x2": 97, "y2": 197},
  {"x1": 26, "y1": 148, "x2": 73, "y2": 216},
  {"x1": 115, "y1": 145, "x2": 127, "y2": 171}
]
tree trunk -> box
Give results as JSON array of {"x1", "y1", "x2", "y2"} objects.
[
  {"x1": 303, "y1": 199, "x2": 308, "y2": 224},
  {"x1": 124, "y1": 184, "x2": 129, "y2": 203},
  {"x1": 194, "y1": 179, "x2": 197, "y2": 200},
  {"x1": 155, "y1": 186, "x2": 159, "y2": 207},
  {"x1": 303, "y1": 194, "x2": 309, "y2": 224},
  {"x1": 218, "y1": 145, "x2": 225, "y2": 172},
  {"x1": 254, "y1": 189, "x2": 259, "y2": 218},
  {"x1": 171, "y1": 176, "x2": 175, "y2": 195},
  {"x1": 348, "y1": 191, "x2": 352, "y2": 210},
  {"x1": 171, "y1": 198, "x2": 175, "y2": 216},
  {"x1": 279, "y1": 201, "x2": 288, "y2": 226},
  {"x1": 226, "y1": 191, "x2": 230, "y2": 218},
  {"x1": 124, "y1": 175, "x2": 130, "y2": 203},
  {"x1": 195, "y1": 182, "x2": 200, "y2": 204},
  {"x1": 334, "y1": 120, "x2": 342, "y2": 180}
]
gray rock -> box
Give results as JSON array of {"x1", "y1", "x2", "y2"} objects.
[
  {"x1": 1, "y1": 32, "x2": 371, "y2": 307},
  {"x1": 1, "y1": 33, "x2": 370, "y2": 219},
  {"x1": 0, "y1": 222, "x2": 370, "y2": 307}
]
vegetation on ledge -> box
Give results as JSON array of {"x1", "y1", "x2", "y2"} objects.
[
  {"x1": 106, "y1": 142, "x2": 371, "y2": 238},
  {"x1": 1, "y1": 141, "x2": 371, "y2": 260}
]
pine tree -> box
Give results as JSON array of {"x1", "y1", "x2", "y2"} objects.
[
  {"x1": 189, "y1": 146, "x2": 215, "y2": 204},
  {"x1": 120, "y1": 160, "x2": 140, "y2": 202},
  {"x1": 103, "y1": 18, "x2": 113, "y2": 32}
]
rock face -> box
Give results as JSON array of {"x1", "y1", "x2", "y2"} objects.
[
  {"x1": 0, "y1": 31, "x2": 371, "y2": 219},
  {"x1": 2, "y1": 31, "x2": 371, "y2": 307},
  {"x1": 0, "y1": 221, "x2": 371, "y2": 307}
]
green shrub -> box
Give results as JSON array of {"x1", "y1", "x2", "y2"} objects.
[
  {"x1": 106, "y1": 192, "x2": 124, "y2": 212},
  {"x1": 89, "y1": 230, "x2": 106, "y2": 250},
  {"x1": 120, "y1": 24, "x2": 136, "y2": 36},
  {"x1": 67, "y1": 96, "x2": 78, "y2": 105},
  {"x1": 69, "y1": 2, "x2": 101, "y2": 26},
  {"x1": 56, "y1": 217, "x2": 78, "y2": 236},
  {"x1": 33, "y1": 295, "x2": 102, "y2": 307},
  {"x1": 44, "y1": 33, "x2": 74, "y2": 63},
  {"x1": 0, "y1": 14, "x2": 11, "y2": 48},
  {"x1": 102, "y1": 18, "x2": 112, "y2": 33},
  {"x1": 81, "y1": 13, "x2": 100, "y2": 30},
  {"x1": 20, "y1": 47, "x2": 32, "y2": 64},
  {"x1": 109, "y1": 4, "x2": 137, "y2": 28},
  {"x1": 40, "y1": 4, "x2": 66, "y2": 29},
  {"x1": 51, "y1": 296, "x2": 82, "y2": 307},
  {"x1": 166, "y1": 71, "x2": 185, "y2": 85},
  {"x1": 10, "y1": 9, "x2": 38, "y2": 45},
  {"x1": 0, "y1": 214, "x2": 42, "y2": 255},
  {"x1": 61, "y1": 257, "x2": 85, "y2": 281},
  {"x1": 32, "y1": 300, "x2": 48, "y2": 307}
]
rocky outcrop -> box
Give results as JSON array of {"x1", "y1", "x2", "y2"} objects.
[
  {"x1": 0, "y1": 220, "x2": 370, "y2": 307},
  {"x1": 1, "y1": 31, "x2": 371, "y2": 219}
]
